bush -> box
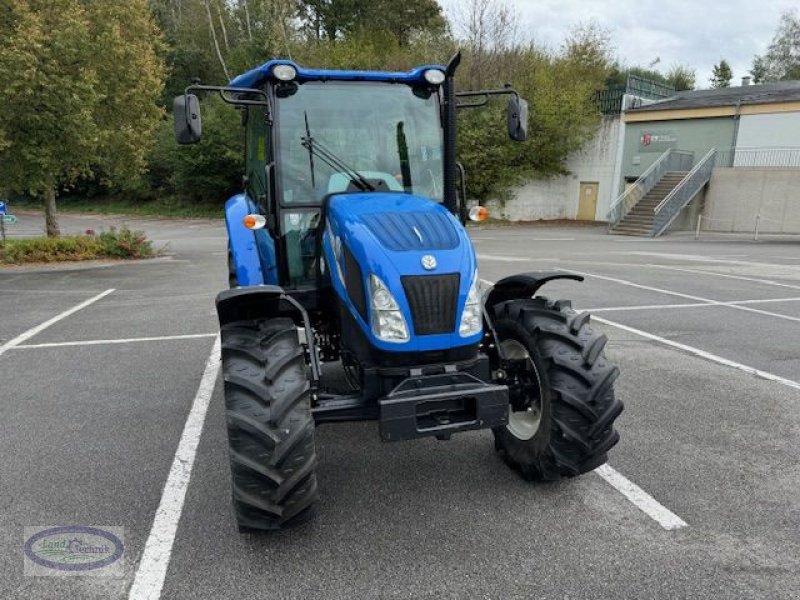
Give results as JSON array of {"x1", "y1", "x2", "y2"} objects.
[{"x1": 0, "y1": 227, "x2": 157, "y2": 264}]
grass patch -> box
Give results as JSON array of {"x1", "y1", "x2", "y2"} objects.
[
  {"x1": 0, "y1": 227, "x2": 158, "y2": 264},
  {"x1": 13, "y1": 196, "x2": 223, "y2": 219}
]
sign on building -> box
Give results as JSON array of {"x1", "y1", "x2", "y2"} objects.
[{"x1": 639, "y1": 130, "x2": 677, "y2": 152}]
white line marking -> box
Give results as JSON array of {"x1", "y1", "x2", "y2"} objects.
[
  {"x1": 593, "y1": 315, "x2": 800, "y2": 391},
  {"x1": 631, "y1": 251, "x2": 800, "y2": 271},
  {"x1": 594, "y1": 465, "x2": 688, "y2": 530},
  {"x1": 0, "y1": 288, "x2": 109, "y2": 295},
  {"x1": 477, "y1": 253, "x2": 537, "y2": 263},
  {"x1": 586, "y1": 296, "x2": 800, "y2": 313},
  {"x1": 128, "y1": 336, "x2": 221, "y2": 600},
  {"x1": 0, "y1": 289, "x2": 115, "y2": 359},
  {"x1": 647, "y1": 263, "x2": 800, "y2": 291},
  {"x1": 14, "y1": 333, "x2": 217, "y2": 350},
  {"x1": 567, "y1": 269, "x2": 800, "y2": 324},
  {"x1": 587, "y1": 302, "x2": 712, "y2": 312}
]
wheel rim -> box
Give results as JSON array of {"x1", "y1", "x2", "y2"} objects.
[{"x1": 501, "y1": 338, "x2": 543, "y2": 441}]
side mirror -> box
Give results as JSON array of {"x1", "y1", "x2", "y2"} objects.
[
  {"x1": 173, "y1": 94, "x2": 202, "y2": 145},
  {"x1": 507, "y1": 96, "x2": 528, "y2": 142}
]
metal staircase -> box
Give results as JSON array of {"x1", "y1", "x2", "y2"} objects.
[
  {"x1": 610, "y1": 171, "x2": 688, "y2": 236},
  {"x1": 606, "y1": 149, "x2": 694, "y2": 235},
  {"x1": 607, "y1": 147, "x2": 716, "y2": 237}
]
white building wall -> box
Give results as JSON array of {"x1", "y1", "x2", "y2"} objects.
[
  {"x1": 736, "y1": 112, "x2": 800, "y2": 149},
  {"x1": 493, "y1": 116, "x2": 623, "y2": 222}
]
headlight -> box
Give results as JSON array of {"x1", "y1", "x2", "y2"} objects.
[
  {"x1": 273, "y1": 64, "x2": 297, "y2": 81},
  {"x1": 459, "y1": 271, "x2": 482, "y2": 337},
  {"x1": 369, "y1": 275, "x2": 410, "y2": 343},
  {"x1": 423, "y1": 69, "x2": 446, "y2": 85}
]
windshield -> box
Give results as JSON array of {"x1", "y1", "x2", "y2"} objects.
[{"x1": 275, "y1": 81, "x2": 443, "y2": 204}]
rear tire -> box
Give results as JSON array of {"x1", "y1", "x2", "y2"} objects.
[
  {"x1": 221, "y1": 318, "x2": 318, "y2": 530},
  {"x1": 491, "y1": 297, "x2": 622, "y2": 480}
]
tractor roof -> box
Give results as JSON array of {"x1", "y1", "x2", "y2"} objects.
[{"x1": 229, "y1": 59, "x2": 445, "y2": 89}]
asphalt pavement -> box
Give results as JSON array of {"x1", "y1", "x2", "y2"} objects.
[{"x1": 1, "y1": 211, "x2": 799, "y2": 599}]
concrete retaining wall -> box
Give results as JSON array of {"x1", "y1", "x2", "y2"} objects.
[
  {"x1": 496, "y1": 116, "x2": 622, "y2": 221},
  {"x1": 702, "y1": 168, "x2": 800, "y2": 233}
]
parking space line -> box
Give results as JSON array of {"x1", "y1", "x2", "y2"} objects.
[
  {"x1": 0, "y1": 288, "x2": 110, "y2": 295},
  {"x1": 586, "y1": 296, "x2": 800, "y2": 313},
  {"x1": 587, "y1": 302, "x2": 712, "y2": 312},
  {"x1": 568, "y1": 269, "x2": 800, "y2": 324},
  {"x1": 647, "y1": 264, "x2": 800, "y2": 291},
  {"x1": 477, "y1": 253, "x2": 539, "y2": 262},
  {"x1": 594, "y1": 465, "x2": 688, "y2": 530},
  {"x1": 128, "y1": 336, "x2": 221, "y2": 600},
  {"x1": 0, "y1": 288, "x2": 115, "y2": 359},
  {"x1": 594, "y1": 315, "x2": 800, "y2": 391},
  {"x1": 14, "y1": 333, "x2": 217, "y2": 350}
]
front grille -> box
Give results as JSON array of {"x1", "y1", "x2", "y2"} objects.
[{"x1": 401, "y1": 273, "x2": 460, "y2": 335}]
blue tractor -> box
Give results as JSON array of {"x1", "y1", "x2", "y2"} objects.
[{"x1": 174, "y1": 54, "x2": 622, "y2": 531}]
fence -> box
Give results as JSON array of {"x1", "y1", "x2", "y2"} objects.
[
  {"x1": 695, "y1": 213, "x2": 795, "y2": 240},
  {"x1": 595, "y1": 75, "x2": 675, "y2": 115},
  {"x1": 715, "y1": 147, "x2": 800, "y2": 168}
]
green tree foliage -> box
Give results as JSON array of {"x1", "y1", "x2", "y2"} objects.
[
  {"x1": 454, "y1": 12, "x2": 612, "y2": 200},
  {"x1": 297, "y1": 0, "x2": 446, "y2": 45},
  {"x1": 3, "y1": 0, "x2": 614, "y2": 214},
  {"x1": 665, "y1": 64, "x2": 696, "y2": 91},
  {"x1": 149, "y1": 96, "x2": 243, "y2": 203},
  {"x1": 710, "y1": 59, "x2": 733, "y2": 88},
  {"x1": 751, "y1": 10, "x2": 800, "y2": 82},
  {"x1": 0, "y1": 0, "x2": 165, "y2": 235}
]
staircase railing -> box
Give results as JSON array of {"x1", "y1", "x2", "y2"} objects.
[
  {"x1": 606, "y1": 149, "x2": 694, "y2": 229},
  {"x1": 651, "y1": 148, "x2": 717, "y2": 237}
]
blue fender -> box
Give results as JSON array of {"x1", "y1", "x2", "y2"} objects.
[{"x1": 225, "y1": 194, "x2": 278, "y2": 286}]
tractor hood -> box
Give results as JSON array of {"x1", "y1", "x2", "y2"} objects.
[{"x1": 322, "y1": 192, "x2": 480, "y2": 353}]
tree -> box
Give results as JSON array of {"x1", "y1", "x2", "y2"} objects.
[
  {"x1": 751, "y1": 10, "x2": 800, "y2": 82},
  {"x1": 296, "y1": 0, "x2": 446, "y2": 45},
  {"x1": 666, "y1": 64, "x2": 696, "y2": 91},
  {"x1": 452, "y1": 8, "x2": 613, "y2": 200},
  {"x1": 710, "y1": 59, "x2": 733, "y2": 88},
  {"x1": 0, "y1": 0, "x2": 165, "y2": 236}
]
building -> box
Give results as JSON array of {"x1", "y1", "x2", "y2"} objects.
[
  {"x1": 492, "y1": 77, "x2": 673, "y2": 222},
  {"x1": 501, "y1": 78, "x2": 800, "y2": 236},
  {"x1": 612, "y1": 80, "x2": 800, "y2": 235}
]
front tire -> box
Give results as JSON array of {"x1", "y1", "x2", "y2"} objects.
[
  {"x1": 221, "y1": 318, "x2": 318, "y2": 530},
  {"x1": 491, "y1": 297, "x2": 622, "y2": 480}
]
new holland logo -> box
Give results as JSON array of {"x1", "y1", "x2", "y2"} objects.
[{"x1": 421, "y1": 255, "x2": 437, "y2": 270}]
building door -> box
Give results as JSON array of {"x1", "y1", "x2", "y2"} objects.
[{"x1": 577, "y1": 182, "x2": 599, "y2": 220}]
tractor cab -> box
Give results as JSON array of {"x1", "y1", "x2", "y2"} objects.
[{"x1": 174, "y1": 58, "x2": 527, "y2": 288}]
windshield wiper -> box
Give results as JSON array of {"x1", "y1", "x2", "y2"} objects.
[
  {"x1": 303, "y1": 112, "x2": 316, "y2": 189},
  {"x1": 300, "y1": 115, "x2": 375, "y2": 192},
  {"x1": 396, "y1": 121, "x2": 412, "y2": 193}
]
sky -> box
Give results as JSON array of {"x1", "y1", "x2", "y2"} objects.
[{"x1": 445, "y1": 0, "x2": 798, "y2": 88}]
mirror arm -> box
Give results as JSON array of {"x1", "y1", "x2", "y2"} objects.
[
  {"x1": 456, "y1": 87, "x2": 520, "y2": 109},
  {"x1": 184, "y1": 84, "x2": 270, "y2": 109}
]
